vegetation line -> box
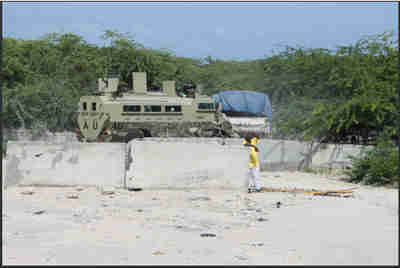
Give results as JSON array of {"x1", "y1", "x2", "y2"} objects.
[{"x1": 2, "y1": 30, "x2": 398, "y2": 186}]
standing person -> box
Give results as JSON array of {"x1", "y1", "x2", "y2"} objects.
[{"x1": 243, "y1": 133, "x2": 261, "y2": 193}]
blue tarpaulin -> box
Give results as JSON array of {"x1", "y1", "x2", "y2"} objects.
[{"x1": 213, "y1": 91, "x2": 272, "y2": 123}]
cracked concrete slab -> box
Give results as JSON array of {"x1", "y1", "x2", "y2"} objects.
[
  {"x1": 126, "y1": 140, "x2": 248, "y2": 189},
  {"x1": 3, "y1": 142, "x2": 126, "y2": 187}
]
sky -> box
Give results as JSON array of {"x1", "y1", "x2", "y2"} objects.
[{"x1": 3, "y1": 1, "x2": 398, "y2": 61}]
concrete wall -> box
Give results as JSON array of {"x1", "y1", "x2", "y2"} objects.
[
  {"x1": 140, "y1": 138, "x2": 371, "y2": 171},
  {"x1": 3, "y1": 139, "x2": 249, "y2": 189},
  {"x1": 126, "y1": 139, "x2": 248, "y2": 190},
  {"x1": 257, "y1": 139, "x2": 371, "y2": 171},
  {"x1": 3, "y1": 142, "x2": 126, "y2": 188},
  {"x1": 3, "y1": 128, "x2": 78, "y2": 143},
  {"x1": 312, "y1": 143, "x2": 372, "y2": 169},
  {"x1": 2, "y1": 138, "x2": 372, "y2": 189},
  {"x1": 256, "y1": 139, "x2": 307, "y2": 171}
]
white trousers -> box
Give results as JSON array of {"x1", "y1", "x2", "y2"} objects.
[{"x1": 248, "y1": 167, "x2": 261, "y2": 190}]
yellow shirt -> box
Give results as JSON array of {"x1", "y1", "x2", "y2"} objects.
[{"x1": 243, "y1": 137, "x2": 260, "y2": 168}]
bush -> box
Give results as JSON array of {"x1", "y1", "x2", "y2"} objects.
[{"x1": 345, "y1": 135, "x2": 399, "y2": 186}]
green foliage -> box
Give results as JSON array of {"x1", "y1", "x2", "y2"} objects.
[
  {"x1": 344, "y1": 134, "x2": 399, "y2": 186},
  {"x1": 2, "y1": 29, "x2": 271, "y2": 133},
  {"x1": 1, "y1": 30, "x2": 203, "y2": 131},
  {"x1": 3, "y1": 29, "x2": 397, "y2": 191},
  {"x1": 263, "y1": 31, "x2": 398, "y2": 142},
  {"x1": 303, "y1": 167, "x2": 317, "y2": 174},
  {"x1": 199, "y1": 58, "x2": 266, "y2": 96},
  {"x1": 2, "y1": 29, "x2": 397, "y2": 151}
]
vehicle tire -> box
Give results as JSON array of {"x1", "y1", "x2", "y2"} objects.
[{"x1": 125, "y1": 129, "x2": 144, "y2": 142}]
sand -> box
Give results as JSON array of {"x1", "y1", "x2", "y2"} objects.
[{"x1": 2, "y1": 171, "x2": 398, "y2": 265}]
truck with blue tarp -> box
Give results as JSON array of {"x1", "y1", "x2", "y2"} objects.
[{"x1": 213, "y1": 90, "x2": 273, "y2": 137}]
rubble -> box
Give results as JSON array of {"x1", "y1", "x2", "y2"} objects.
[
  {"x1": 200, "y1": 233, "x2": 216, "y2": 237},
  {"x1": 75, "y1": 186, "x2": 85, "y2": 192},
  {"x1": 100, "y1": 186, "x2": 115, "y2": 195},
  {"x1": 33, "y1": 210, "x2": 46, "y2": 215},
  {"x1": 66, "y1": 193, "x2": 79, "y2": 199},
  {"x1": 21, "y1": 188, "x2": 34, "y2": 195},
  {"x1": 189, "y1": 196, "x2": 211, "y2": 201}
]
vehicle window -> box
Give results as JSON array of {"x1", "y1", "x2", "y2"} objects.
[
  {"x1": 82, "y1": 102, "x2": 87, "y2": 111},
  {"x1": 123, "y1": 105, "x2": 141, "y2": 112},
  {"x1": 165, "y1": 105, "x2": 182, "y2": 112},
  {"x1": 144, "y1": 105, "x2": 162, "y2": 112},
  {"x1": 198, "y1": 103, "x2": 215, "y2": 110},
  {"x1": 92, "y1": 102, "x2": 97, "y2": 111}
]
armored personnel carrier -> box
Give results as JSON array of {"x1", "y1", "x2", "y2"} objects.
[{"x1": 75, "y1": 72, "x2": 235, "y2": 142}]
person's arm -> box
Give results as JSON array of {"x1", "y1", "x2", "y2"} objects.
[
  {"x1": 244, "y1": 143, "x2": 259, "y2": 152},
  {"x1": 251, "y1": 144, "x2": 259, "y2": 152}
]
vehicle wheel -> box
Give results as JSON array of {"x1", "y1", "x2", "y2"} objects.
[
  {"x1": 200, "y1": 128, "x2": 214, "y2": 137},
  {"x1": 211, "y1": 128, "x2": 223, "y2": 137},
  {"x1": 125, "y1": 129, "x2": 144, "y2": 142}
]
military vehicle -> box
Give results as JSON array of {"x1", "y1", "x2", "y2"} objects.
[{"x1": 75, "y1": 72, "x2": 235, "y2": 142}]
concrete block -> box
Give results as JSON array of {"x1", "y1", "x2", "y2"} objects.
[
  {"x1": 3, "y1": 142, "x2": 126, "y2": 187},
  {"x1": 251, "y1": 139, "x2": 369, "y2": 171},
  {"x1": 256, "y1": 139, "x2": 308, "y2": 171},
  {"x1": 127, "y1": 140, "x2": 248, "y2": 189},
  {"x1": 312, "y1": 144, "x2": 372, "y2": 169}
]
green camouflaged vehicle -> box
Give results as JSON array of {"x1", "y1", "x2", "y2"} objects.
[{"x1": 75, "y1": 72, "x2": 235, "y2": 142}]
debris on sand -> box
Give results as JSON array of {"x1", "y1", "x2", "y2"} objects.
[
  {"x1": 33, "y1": 209, "x2": 46, "y2": 215},
  {"x1": 200, "y1": 233, "x2": 216, "y2": 237},
  {"x1": 189, "y1": 196, "x2": 211, "y2": 201},
  {"x1": 127, "y1": 187, "x2": 142, "y2": 192},
  {"x1": 235, "y1": 255, "x2": 248, "y2": 260},
  {"x1": 21, "y1": 188, "x2": 34, "y2": 195},
  {"x1": 75, "y1": 186, "x2": 84, "y2": 192},
  {"x1": 66, "y1": 193, "x2": 79, "y2": 199},
  {"x1": 101, "y1": 186, "x2": 115, "y2": 195},
  {"x1": 259, "y1": 186, "x2": 357, "y2": 198}
]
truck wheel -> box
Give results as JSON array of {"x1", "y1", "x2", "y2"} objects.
[{"x1": 125, "y1": 129, "x2": 144, "y2": 142}]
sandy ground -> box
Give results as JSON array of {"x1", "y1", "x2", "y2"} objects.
[{"x1": 2, "y1": 171, "x2": 398, "y2": 265}]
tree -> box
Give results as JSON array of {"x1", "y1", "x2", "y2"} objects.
[{"x1": 262, "y1": 32, "x2": 398, "y2": 143}]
